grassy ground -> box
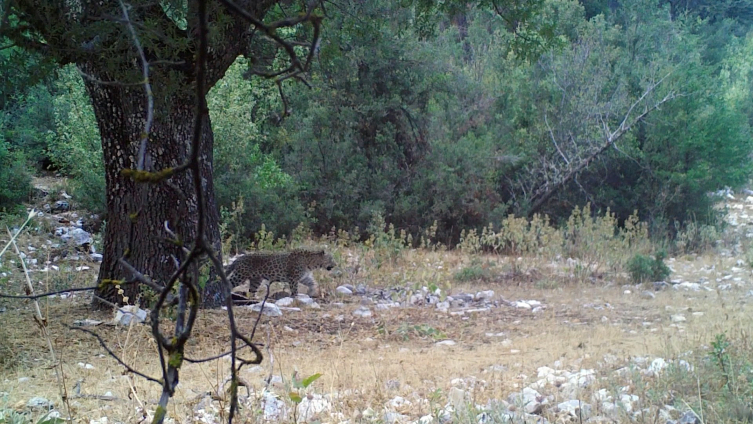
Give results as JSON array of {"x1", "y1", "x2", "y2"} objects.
[{"x1": 1, "y1": 187, "x2": 753, "y2": 423}]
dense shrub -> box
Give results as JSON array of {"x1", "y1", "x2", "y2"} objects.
[
  {"x1": 627, "y1": 250, "x2": 671, "y2": 284},
  {"x1": 0, "y1": 136, "x2": 32, "y2": 211},
  {"x1": 209, "y1": 60, "x2": 306, "y2": 240},
  {"x1": 46, "y1": 66, "x2": 105, "y2": 214}
]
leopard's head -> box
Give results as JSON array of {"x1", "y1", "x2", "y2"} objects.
[{"x1": 299, "y1": 248, "x2": 336, "y2": 271}]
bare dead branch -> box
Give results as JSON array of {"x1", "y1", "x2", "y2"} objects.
[
  {"x1": 0, "y1": 286, "x2": 99, "y2": 299},
  {"x1": 68, "y1": 326, "x2": 162, "y2": 384},
  {"x1": 118, "y1": 0, "x2": 154, "y2": 172}
]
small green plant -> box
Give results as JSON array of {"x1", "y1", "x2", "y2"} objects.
[
  {"x1": 453, "y1": 259, "x2": 495, "y2": 282},
  {"x1": 0, "y1": 410, "x2": 65, "y2": 424},
  {"x1": 627, "y1": 250, "x2": 671, "y2": 283},
  {"x1": 396, "y1": 323, "x2": 446, "y2": 341},
  {"x1": 0, "y1": 137, "x2": 32, "y2": 213},
  {"x1": 535, "y1": 279, "x2": 560, "y2": 290},
  {"x1": 288, "y1": 372, "x2": 322, "y2": 423},
  {"x1": 710, "y1": 333, "x2": 732, "y2": 390}
]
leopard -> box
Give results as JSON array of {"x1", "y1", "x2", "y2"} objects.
[{"x1": 225, "y1": 248, "x2": 336, "y2": 300}]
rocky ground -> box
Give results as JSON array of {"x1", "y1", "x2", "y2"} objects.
[{"x1": 1, "y1": 182, "x2": 753, "y2": 423}]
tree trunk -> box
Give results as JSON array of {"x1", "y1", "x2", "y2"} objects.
[{"x1": 81, "y1": 63, "x2": 223, "y2": 310}]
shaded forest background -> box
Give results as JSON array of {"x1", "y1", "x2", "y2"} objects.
[{"x1": 2, "y1": 0, "x2": 753, "y2": 248}]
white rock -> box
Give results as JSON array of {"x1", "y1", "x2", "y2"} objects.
[
  {"x1": 383, "y1": 411, "x2": 409, "y2": 424},
  {"x1": 515, "y1": 301, "x2": 532, "y2": 309},
  {"x1": 353, "y1": 306, "x2": 372, "y2": 317},
  {"x1": 296, "y1": 394, "x2": 330, "y2": 422},
  {"x1": 26, "y1": 397, "x2": 53, "y2": 409},
  {"x1": 619, "y1": 394, "x2": 640, "y2": 413},
  {"x1": 475, "y1": 290, "x2": 495, "y2": 301},
  {"x1": 261, "y1": 390, "x2": 287, "y2": 421},
  {"x1": 593, "y1": 388, "x2": 612, "y2": 402},
  {"x1": 557, "y1": 399, "x2": 592, "y2": 419},
  {"x1": 640, "y1": 291, "x2": 655, "y2": 299},
  {"x1": 670, "y1": 314, "x2": 687, "y2": 323},
  {"x1": 275, "y1": 297, "x2": 295, "y2": 307},
  {"x1": 295, "y1": 294, "x2": 314, "y2": 306},
  {"x1": 336, "y1": 286, "x2": 353, "y2": 295},
  {"x1": 447, "y1": 387, "x2": 468, "y2": 409},
  {"x1": 387, "y1": 396, "x2": 411, "y2": 409},
  {"x1": 113, "y1": 305, "x2": 147, "y2": 326},
  {"x1": 435, "y1": 340, "x2": 457, "y2": 347},
  {"x1": 537, "y1": 366, "x2": 555, "y2": 378},
  {"x1": 648, "y1": 358, "x2": 667, "y2": 375},
  {"x1": 249, "y1": 302, "x2": 283, "y2": 317}
]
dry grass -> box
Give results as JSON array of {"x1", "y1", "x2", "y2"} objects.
[{"x1": 2, "y1": 198, "x2": 753, "y2": 422}]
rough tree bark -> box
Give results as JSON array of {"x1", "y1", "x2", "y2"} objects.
[
  {"x1": 80, "y1": 63, "x2": 223, "y2": 309},
  {"x1": 6, "y1": 0, "x2": 280, "y2": 309}
]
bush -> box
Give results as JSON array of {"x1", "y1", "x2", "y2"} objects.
[
  {"x1": 46, "y1": 65, "x2": 105, "y2": 214},
  {"x1": 0, "y1": 136, "x2": 31, "y2": 212},
  {"x1": 209, "y1": 59, "x2": 305, "y2": 241},
  {"x1": 627, "y1": 250, "x2": 670, "y2": 284}
]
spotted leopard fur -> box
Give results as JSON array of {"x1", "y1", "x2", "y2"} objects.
[{"x1": 225, "y1": 248, "x2": 336, "y2": 299}]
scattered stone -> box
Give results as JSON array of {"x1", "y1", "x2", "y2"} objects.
[
  {"x1": 654, "y1": 281, "x2": 670, "y2": 291},
  {"x1": 56, "y1": 227, "x2": 93, "y2": 247},
  {"x1": 670, "y1": 314, "x2": 687, "y2": 323},
  {"x1": 90, "y1": 253, "x2": 103, "y2": 262},
  {"x1": 249, "y1": 302, "x2": 283, "y2": 317},
  {"x1": 77, "y1": 362, "x2": 95, "y2": 370},
  {"x1": 383, "y1": 411, "x2": 409, "y2": 424},
  {"x1": 275, "y1": 297, "x2": 295, "y2": 307},
  {"x1": 52, "y1": 200, "x2": 70, "y2": 212},
  {"x1": 678, "y1": 411, "x2": 702, "y2": 424},
  {"x1": 336, "y1": 286, "x2": 353, "y2": 295},
  {"x1": 260, "y1": 390, "x2": 287, "y2": 421},
  {"x1": 640, "y1": 291, "x2": 655, "y2": 299},
  {"x1": 475, "y1": 290, "x2": 495, "y2": 301},
  {"x1": 73, "y1": 319, "x2": 103, "y2": 327},
  {"x1": 448, "y1": 387, "x2": 468, "y2": 409},
  {"x1": 296, "y1": 394, "x2": 330, "y2": 422},
  {"x1": 113, "y1": 305, "x2": 148, "y2": 326},
  {"x1": 18, "y1": 377, "x2": 30, "y2": 383},
  {"x1": 418, "y1": 415, "x2": 434, "y2": 424},
  {"x1": 385, "y1": 379, "x2": 400, "y2": 391},
  {"x1": 295, "y1": 294, "x2": 315, "y2": 306},
  {"x1": 353, "y1": 306, "x2": 372, "y2": 318},
  {"x1": 557, "y1": 399, "x2": 592, "y2": 420},
  {"x1": 435, "y1": 340, "x2": 457, "y2": 347},
  {"x1": 387, "y1": 395, "x2": 412, "y2": 409},
  {"x1": 436, "y1": 301, "x2": 450, "y2": 312},
  {"x1": 26, "y1": 397, "x2": 53, "y2": 410},
  {"x1": 515, "y1": 301, "x2": 532, "y2": 309}
]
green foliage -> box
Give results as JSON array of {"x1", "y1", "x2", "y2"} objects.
[
  {"x1": 396, "y1": 323, "x2": 446, "y2": 341},
  {"x1": 288, "y1": 372, "x2": 322, "y2": 405},
  {"x1": 209, "y1": 59, "x2": 305, "y2": 241},
  {"x1": 453, "y1": 260, "x2": 495, "y2": 282},
  {"x1": 0, "y1": 83, "x2": 56, "y2": 166},
  {"x1": 626, "y1": 250, "x2": 670, "y2": 283},
  {"x1": 45, "y1": 66, "x2": 105, "y2": 214},
  {"x1": 0, "y1": 410, "x2": 65, "y2": 424},
  {"x1": 0, "y1": 135, "x2": 31, "y2": 212}
]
